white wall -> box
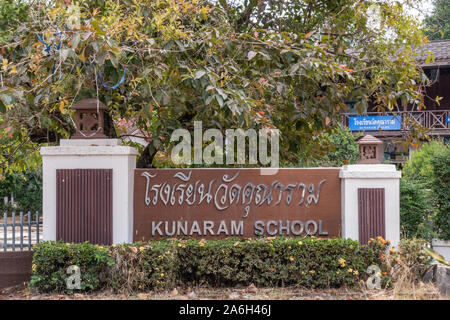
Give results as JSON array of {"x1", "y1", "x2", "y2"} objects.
[
  {"x1": 40, "y1": 139, "x2": 138, "y2": 244},
  {"x1": 432, "y1": 240, "x2": 450, "y2": 262},
  {"x1": 340, "y1": 164, "x2": 402, "y2": 247}
]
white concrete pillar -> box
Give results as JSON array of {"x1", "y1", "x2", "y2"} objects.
[
  {"x1": 40, "y1": 139, "x2": 138, "y2": 244},
  {"x1": 340, "y1": 164, "x2": 402, "y2": 246}
]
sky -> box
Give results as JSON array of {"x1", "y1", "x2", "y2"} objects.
[{"x1": 408, "y1": 0, "x2": 434, "y2": 23}]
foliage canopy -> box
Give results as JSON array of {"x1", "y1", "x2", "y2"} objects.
[
  {"x1": 0, "y1": 0, "x2": 430, "y2": 174},
  {"x1": 423, "y1": 0, "x2": 450, "y2": 40}
]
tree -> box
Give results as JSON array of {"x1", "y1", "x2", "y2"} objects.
[
  {"x1": 0, "y1": 169, "x2": 42, "y2": 211},
  {"x1": 287, "y1": 125, "x2": 360, "y2": 167},
  {"x1": 400, "y1": 140, "x2": 450, "y2": 240},
  {"x1": 430, "y1": 146, "x2": 450, "y2": 240},
  {"x1": 0, "y1": 0, "x2": 429, "y2": 175},
  {"x1": 402, "y1": 140, "x2": 446, "y2": 188},
  {"x1": 423, "y1": 0, "x2": 450, "y2": 40},
  {"x1": 400, "y1": 178, "x2": 433, "y2": 239}
]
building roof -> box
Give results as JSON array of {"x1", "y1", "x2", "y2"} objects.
[
  {"x1": 416, "y1": 40, "x2": 450, "y2": 67},
  {"x1": 355, "y1": 134, "x2": 383, "y2": 145}
]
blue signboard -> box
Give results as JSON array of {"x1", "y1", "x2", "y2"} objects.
[{"x1": 349, "y1": 115, "x2": 402, "y2": 131}]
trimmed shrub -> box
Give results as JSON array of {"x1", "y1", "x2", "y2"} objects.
[
  {"x1": 385, "y1": 238, "x2": 432, "y2": 285},
  {"x1": 176, "y1": 237, "x2": 386, "y2": 288},
  {"x1": 108, "y1": 242, "x2": 178, "y2": 292},
  {"x1": 401, "y1": 140, "x2": 450, "y2": 241},
  {"x1": 402, "y1": 140, "x2": 446, "y2": 187},
  {"x1": 30, "y1": 241, "x2": 114, "y2": 293},
  {"x1": 290, "y1": 126, "x2": 360, "y2": 168},
  {"x1": 0, "y1": 169, "x2": 42, "y2": 212},
  {"x1": 400, "y1": 178, "x2": 433, "y2": 239},
  {"x1": 31, "y1": 237, "x2": 389, "y2": 293},
  {"x1": 431, "y1": 147, "x2": 450, "y2": 240}
]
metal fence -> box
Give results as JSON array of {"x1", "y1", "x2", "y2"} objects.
[{"x1": 0, "y1": 211, "x2": 42, "y2": 251}]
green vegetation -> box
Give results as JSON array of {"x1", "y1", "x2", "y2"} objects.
[
  {"x1": 423, "y1": 0, "x2": 450, "y2": 40},
  {"x1": 402, "y1": 140, "x2": 446, "y2": 188},
  {"x1": 430, "y1": 147, "x2": 450, "y2": 240},
  {"x1": 0, "y1": 169, "x2": 42, "y2": 212},
  {"x1": 400, "y1": 140, "x2": 450, "y2": 241},
  {"x1": 0, "y1": 0, "x2": 429, "y2": 174},
  {"x1": 31, "y1": 237, "x2": 389, "y2": 293},
  {"x1": 400, "y1": 179, "x2": 433, "y2": 239},
  {"x1": 31, "y1": 241, "x2": 114, "y2": 292},
  {"x1": 290, "y1": 126, "x2": 360, "y2": 168}
]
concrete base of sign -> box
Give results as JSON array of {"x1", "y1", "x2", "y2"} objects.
[
  {"x1": 424, "y1": 264, "x2": 450, "y2": 296},
  {"x1": 340, "y1": 164, "x2": 402, "y2": 246},
  {"x1": 40, "y1": 139, "x2": 138, "y2": 244},
  {"x1": 432, "y1": 239, "x2": 450, "y2": 262}
]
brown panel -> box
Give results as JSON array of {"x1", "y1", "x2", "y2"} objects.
[
  {"x1": 134, "y1": 168, "x2": 341, "y2": 240},
  {"x1": 0, "y1": 251, "x2": 33, "y2": 288},
  {"x1": 358, "y1": 188, "x2": 385, "y2": 244},
  {"x1": 57, "y1": 169, "x2": 112, "y2": 245}
]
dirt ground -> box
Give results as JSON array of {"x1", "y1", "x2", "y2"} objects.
[{"x1": 0, "y1": 282, "x2": 447, "y2": 300}]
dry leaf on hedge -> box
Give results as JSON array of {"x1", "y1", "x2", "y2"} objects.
[{"x1": 129, "y1": 247, "x2": 138, "y2": 253}]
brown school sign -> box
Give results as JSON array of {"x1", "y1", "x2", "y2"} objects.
[{"x1": 133, "y1": 168, "x2": 341, "y2": 240}]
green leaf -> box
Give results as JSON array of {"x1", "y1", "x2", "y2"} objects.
[
  {"x1": 425, "y1": 55, "x2": 434, "y2": 65},
  {"x1": 109, "y1": 54, "x2": 118, "y2": 68},
  {"x1": 289, "y1": 62, "x2": 300, "y2": 75},
  {"x1": 0, "y1": 93, "x2": 13, "y2": 106},
  {"x1": 216, "y1": 94, "x2": 224, "y2": 107},
  {"x1": 194, "y1": 70, "x2": 206, "y2": 79},
  {"x1": 71, "y1": 32, "x2": 80, "y2": 50},
  {"x1": 0, "y1": 99, "x2": 5, "y2": 113},
  {"x1": 424, "y1": 247, "x2": 449, "y2": 266},
  {"x1": 60, "y1": 49, "x2": 71, "y2": 62},
  {"x1": 247, "y1": 51, "x2": 257, "y2": 60}
]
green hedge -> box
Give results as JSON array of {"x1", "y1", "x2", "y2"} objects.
[
  {"x1": 401, "y1": 140, "x2": 450, "y2": 240},
  {"x1": 30, "y1": 241, "x2": 114, "y2": 292},
  {"x1": 431, "y1": 147, "x2": 450, "y2": 240},
  {"x1": 31, "y1": 237, "x2": 389, "y2": 293},
  {"x1": 400, "y1": 178, "x2": 433, "y2": 239},
  {"x1": 0, "y1": 169, "x2": 42, "y2": 212}
]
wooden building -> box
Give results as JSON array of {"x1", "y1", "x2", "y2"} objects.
[{"x1": 341, "y1": 40, "x2": 450, "y2": 165}]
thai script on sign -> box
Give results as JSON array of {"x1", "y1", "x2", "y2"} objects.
[
  {"x1": 141, "y1": 171, "x2": 326, "y2": 217},
  {"x1": 354, "y1": 118, "x2": 397, "y2": 126},
  {"x1": 349, "y1": 115, "x2": 402, "y2": 131}
]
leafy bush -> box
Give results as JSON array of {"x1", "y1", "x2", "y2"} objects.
[
  {"x1": 0, "y1": 169, "x2": 42, "y2": 212},
  {"x1": 401, "y1": 140, "x2": 449, "y2": 240},
  {"x1": 31, "y1": 237, "x2": 389, "y2": 293},
  {"x1": 386, "y1": 238, "x2": 432, "y2": 284},
  {"x1": 108, "y1": 242, "x2": 178, "y2": 292},
  {"x1": 400, "y1": 178, "x2": 433, "y2": 239},
  {"x1": 431, "y1": 147, "x2": 450, "y2": 240},
  {"x1": 292, "y1": 126, "x2": 360, "y2": 168},
  {"x1": 30, "y1": 241, "x2": 114, "y2": 293},
  {"x1": 176, "y1": 237, "x2": 387, "y2": 288},
  {"x1": 402, "y1": 140, "x2": 446, "y2": 187}
]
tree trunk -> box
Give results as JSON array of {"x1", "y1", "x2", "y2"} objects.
[{"x1": 136, "y1": 142, "x2": 158, "y2": 168}]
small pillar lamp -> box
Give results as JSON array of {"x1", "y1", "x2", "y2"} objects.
[
  {"x1": 356, "y1": 135, "x2": 384, "y2": 164},
  {"x1": 71, "y1": 98, "x2": 108, "y2": 139}
]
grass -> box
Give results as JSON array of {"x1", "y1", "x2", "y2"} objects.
[{"x1": 0, "y1": 282, "x2": 447, "y2": 300}]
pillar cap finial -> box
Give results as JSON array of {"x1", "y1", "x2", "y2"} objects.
[
  {"x1": 355, "y1": 134, "x2": 383, "y2": 164},
  {"x1": 71, "y1": 98, "x2": 108, "y2": 139}
]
